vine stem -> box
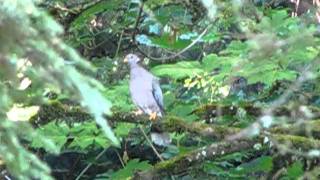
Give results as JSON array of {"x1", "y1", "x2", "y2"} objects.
[
  {"x1": 139, "y1": 125, "x2": 164, "y2": 162},
  {"x1": 75, "y1": 148, "x2": 108, "y2": 180}
]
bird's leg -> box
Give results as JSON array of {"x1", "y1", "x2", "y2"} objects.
[
  {"x1": 134, "y1": 109, "x2": 143, "y2": 116},
  {"x1": 149, "y1": 112, "x2": 158, "y2": 121}
]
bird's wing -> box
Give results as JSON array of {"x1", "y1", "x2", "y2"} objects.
[
  {"x1": 152, "y1": 78, "x2": 164, "y2": 113},
  {"x1": 129, "y1": 65, "x2": 164, "y2": 116}
]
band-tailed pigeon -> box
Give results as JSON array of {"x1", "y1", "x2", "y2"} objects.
[{"x1": 124, "y1": 54, "x2": 171, "y2": 146}]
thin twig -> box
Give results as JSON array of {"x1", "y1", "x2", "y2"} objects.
[
  {"x1": 132, "y1": 0, "x2": 144, "y2": 42},
  {"x1": 115, "y1": 30, "x2": 124, "y2": 57},
  {"x1": 115, "y1": 149, "x2": 125, "y2": 168},
  {"x1": 75, "y1": 148, "x2": 108, "y2": 180},
  {"x1": 136, "y1": 24, "x2": 212, "y2": 62},
  {"x1": 139, "y1": 125, "x2": 164, "y2": 162}
]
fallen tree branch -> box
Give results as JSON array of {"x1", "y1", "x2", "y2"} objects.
[
  {"x1": 108, "y1": 111, "x2": 240, "y2": 139},
  {"x1": 133, "y1": 134, "x2": 320, "y2": 179},
  {"x1": 133, "y1": 137, "x2": 259, "y2": 179},
  {"x1": 270, "y1": 120, "x2": 320, "y2": 139},
  {"x1": 193, "y1": 103, "x2": 320, "y2": 121},
  {"x1": 32, "y1": 103, "x2": 320, "y2": 142}
]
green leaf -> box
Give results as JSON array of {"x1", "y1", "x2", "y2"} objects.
[
  {"x1": 70, "y1": 0, "x2": 124, "y2": 29},
  {"x1": 220, "y1": 41, "x2": 248, "y2": 56},
  {"x1": 233, "y1": 156, "x2": 273, "y2": 175},
  {"x1": 150, "y1": 34, "x2": 191, "y2": 50},
  {"x1": 31, "y1": 122, "x2": 69, "y2": 152},
  {"x1": 94, "y1": 136, "x2": 110, "y2": 148},
  {"x1": 69, "y1": 122, "x2": 111, "y2": 149},
  {"x1": 202, "y1": 54, "x2": 222, "y2": 71},
  {"x1": 204, "y1": 162, "x2": 231, "y2": 177},
  {"x1": 271, "y1": 10, "x2": 288, "y2": 28},
  {"x1": 110, "y1": 159, "x2": 152, "y2": 179},
  {"x1": 114, "y1": 123, "x2": 135, "y2": 137},
  {"x1": 169, "y1": 103, "x2": 198, "y2": 121},
  {"x1": 153, "y1": 5, "x2": 192, "y2": 25},
  {"x1": 151, "y1": 61, "x2": 203, "y2": 79},
  {"x1": 287, "y1": 161, "x2": 303, "y2": 179},
  {"x1": 70, "y1": 122, "x2": 99, "y2": 134},
  {"x1": 103, "y1": 82, "x2": 134, "y2": 112},
  {"x1": 70, "y1": 135, "x2": 95, "y2": 149},
  {"x1": 203, "y1": 32, "x2": 221, "y2": 43}
]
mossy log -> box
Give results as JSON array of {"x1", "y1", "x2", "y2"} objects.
[
  {"x1": 31, "y1": 103, "x2": 320, "y2": 179},
  {"x1": 193, "y1": 104, "x2": 320, "y2": 121},
  {"x1": 32, "y1": 102, "x2": 320, "y2": 141},
  {"x1": 270, "y1": 120, "x2": 320, "y2": 139},
  {"x1": 270, "y1": 134, "x2": 320, "y2": 151},
  {"x1": 133, "y1": 138, "x2": 259, "y2": 180},
  {"x1": 108, "y1": 111, "x2": 241, "y2": 139},
  {"x1": 133, "y1": 134, "x2": 320, "y2": 179}
]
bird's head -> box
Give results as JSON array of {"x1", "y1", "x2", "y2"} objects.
[{"x1": 124, "y1": 54, "x2": 140, "y2": 65}]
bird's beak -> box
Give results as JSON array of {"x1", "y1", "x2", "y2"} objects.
[{"x1": 124, "y1": 57, "x2": 128, "y2": 63}]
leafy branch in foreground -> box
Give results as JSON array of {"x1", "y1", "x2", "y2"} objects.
[{"x1": 0, "y1": 0, "x2": 118, "y2": 179}]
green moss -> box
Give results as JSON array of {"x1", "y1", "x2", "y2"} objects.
[{"x1": 273, "y1": 134, "x2": 320, "y2": 150}]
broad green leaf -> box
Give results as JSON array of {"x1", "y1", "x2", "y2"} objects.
[
  {"x1": 271, "y1": 10, "x2": 288, "y2": 29},
  {"x1": 287, "y1": 161, "x2": 303, "y2": 179},
  {"x1": 163, "y1": 91, "x2": 176, "y2": 109},
  {"x1": 70, "y1": 122, "x2": 99, "y2": 134},
  {"x1": 169, "y1": 103, "x2": 198, "y2": 122},
  {"x1": 202, "y1": 54, "x2": 220, "y2": 71},
  {"x1": 220, "y1": 41, "x2": 248, "y2": 56},
  {"x1": 233, "y1": 156, "x2": 273, "y2": 175},
  {"x1": 70, "y1": 0, "x2": 124, "y2": 29},
  {"x1": 70, "y1": 136, "x2": 96, "y2": 149},
  {"x1": 95, "y1": 136, "x2": 110, "y2": 148},
  {"x1": 69, "y1": 122, "x2": 110, "y2": 149},
  {"x1": 203, "y1": 32, "x2": 221, "y2": 43},
  {"x1": 103, "y1": 83, "x2": 133, "y2": 112},
  {"x1": 151, "y1": 61, "x2": 203, "y2": 79},
  {"x1": 31, "y1": 122, "x2": 69, "y2": 152},
  {"x1": 204, "y1": 163, "x2": 229, "y2": 176},
  {"x1": 114, "y1": 123, "x2": 135, "y2": 137},
  {"x1": 111, "y1": 159, "x2": 152, "y2": 179},
  {"x1": 150, "y1": 34, "x2": 191, "y2": 50},
  {"x1": 153, "y1": 5, "x2": 192, "y2": 25}
]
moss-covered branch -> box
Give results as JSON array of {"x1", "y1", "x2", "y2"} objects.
[
  {"x1": 193, "y1": 104, "x2": 320, "y2": 121},
  {"x1": 270, "y1": 120, "x2": 320, "y2": 139},
  {"x1": 133, "y1": 134, "x2": 320, "y2": 179},
  {"x1": 32, "y1": 103, "x2": 320, "y2": 142},
  {"x1": 133, "y1": 138, "x2": 258, "y2": 179},
  {"x1": 108, "y1": 111, "x2": 241, "y2": 139}
]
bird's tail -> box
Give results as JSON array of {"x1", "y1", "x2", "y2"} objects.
[{"x1": 151, "y1": 132, "x2": 171, "y2": 147}]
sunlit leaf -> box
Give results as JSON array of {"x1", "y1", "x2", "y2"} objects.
[{"x1": 151, "y1": 61, "x2": 203, "y2": 79}]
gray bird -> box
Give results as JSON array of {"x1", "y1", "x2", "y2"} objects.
[{"x1": 124, "y1": 54, "x2": 171, "y2": 146}]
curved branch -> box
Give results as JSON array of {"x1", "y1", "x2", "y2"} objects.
[{"x1": 135, "y1": 24, "x2": 212, "y2": 62}]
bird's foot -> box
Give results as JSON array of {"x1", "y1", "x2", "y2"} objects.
[
  {"x1": 149, "y1": 112, "x2": 158, "y2": 121},
  {"x1": 134, "y1": 109, "x2": 144, "y2": 116}
]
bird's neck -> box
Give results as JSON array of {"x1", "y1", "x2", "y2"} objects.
[{"x1": 129, "y1": 63, "x2": 140, "y2": 69}]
